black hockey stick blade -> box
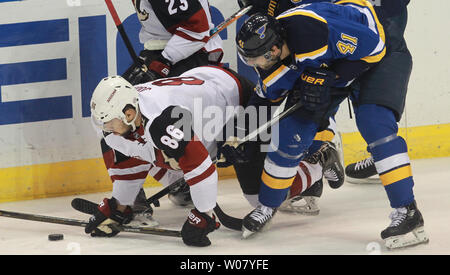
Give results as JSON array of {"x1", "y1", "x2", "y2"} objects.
[
  {"x1": 71, "y1": 198, "x2": 97, "y2": 215},
  {"x1": 214, "y1": 203, "x2": 243, "y2": 231}
]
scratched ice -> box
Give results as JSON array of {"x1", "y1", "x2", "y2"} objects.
[{"x1": 0, "y1": 157, "x2": 449, "y2": 255}]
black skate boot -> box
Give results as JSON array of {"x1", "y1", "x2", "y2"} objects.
[
  {"x1": 168, "y1": 180, "x2": 193, "y2": 207},
  {"x1": 305, "y1": 142, "x2": 345, "y2": 189},
  {"x1": 131, "y1": 189, "x2": 159, "y2": 227},
  {"x1": 242, "y1": 205, "x2": 277, "y2": 239},
  {"x1": 381, "y1": 201, "x2": 429, "y2": 249},
  {"x1": 345, "y1": 156, "x2": 381, "y2": 184},
  {"x1": 279, "y1": 179, "x2": 323, "y2": 215}
]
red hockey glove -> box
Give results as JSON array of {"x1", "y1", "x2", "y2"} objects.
[
  {"x1": 181, "y1": 209, "x2": 220, "y2": 247},
  {"x1": 85, "y1": 198, "x2": 133, "y2": 237}
]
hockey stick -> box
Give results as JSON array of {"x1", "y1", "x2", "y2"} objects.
[
  {"x1": 72, "y1": 197, "x2": 242, "y2": 232},
  {"x1": 209, "y1": 5, "x2": 253, "y2": 39},
  {"x1": 0, "y1": 209, "x2": 181, "y2": 237},
  {"x1": 239, "y1": 100, "x2": 302, "y2": 144},
  {"x1": 71, "y1": 178, "x2": 186, "y2": 215},
  {"x1": 71, "y1": 179, "x2": 243, "y2": 232},
  {"x1": 105, "y1": 0, "x2": 140, "y2": 64},
  {"x1": 213, "y1": 204, "x2": 242, "y2": 231}
]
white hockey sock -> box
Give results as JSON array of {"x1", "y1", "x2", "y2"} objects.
[{"x1": 244, "y1": 194, "x2": 261, "y2": 208}]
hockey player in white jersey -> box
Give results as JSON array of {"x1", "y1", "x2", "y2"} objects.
[
  {"x1": 122, "y1": 0, "x2": 223, "y2": 85},
  {"x1": 88, "y1": 66, "x2": 249, "y2": 246},
  {"x1": 92, "y1": 0, "x2": 223, "y2": 228}
]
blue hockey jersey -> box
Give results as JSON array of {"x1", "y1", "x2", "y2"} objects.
[{"x1": 254, "y1": 0, "x2": 386, "y2": 101}]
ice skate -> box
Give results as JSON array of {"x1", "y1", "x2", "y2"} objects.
[
  {"x1": 381, "y1": 201, "x2": 429, "y2": 249},
  {"x1": 345, "y1": 156, "x2": 382, "y2": 184},
  {"x1": 279, "y1": 180, "x2": 323, "y2": 215},
  {"x1": 130, "y1": 189, "x2": 159, "y2": 227},
  {"x1": 168, "y1": 181, "x2": 194, "y2": 207},
  {"x1": 305, "y1": 142, "x2": 345, "y2": 189},
  {"x1": 242, "y1": 205, "x2": 277, "y2": 239}
]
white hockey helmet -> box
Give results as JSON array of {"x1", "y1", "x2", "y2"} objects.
[{"x1": 90, "y1": 75, "x2": 140, "y2": 132}]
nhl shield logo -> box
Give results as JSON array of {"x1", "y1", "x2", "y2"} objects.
[{"x1": 256, "y1": 23, "x2": 268, "y2": 39}]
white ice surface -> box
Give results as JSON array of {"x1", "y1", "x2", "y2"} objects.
[{"x1": 0, "y1": 157, "x2": 449, "y2": 255}]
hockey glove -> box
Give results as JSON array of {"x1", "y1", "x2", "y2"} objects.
[
  {"x1": 85, "y1": 198, "x2": 133, "y2": 237},
  {"x1": 216, "y1": 141, "x2": 250, "y2": 168},
  {"x1": 181, "y1": 209, "x2": 220, "y2": 247},
  {"x1": 291, "y1": 68, "x2": 336, "y2": 111},
  {"x1": 122, "y1": 50, "x2": 171, "y2": 85}
]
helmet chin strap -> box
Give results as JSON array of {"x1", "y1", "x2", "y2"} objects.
[{"x1": 124, "y1": 105, "x2": 140, "y2": 132}]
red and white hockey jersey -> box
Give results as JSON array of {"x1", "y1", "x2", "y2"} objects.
[
  {"x1": 100, "y1": 66, "x2": 244, "y2": 212},
  {"x1": 132, "y1": 0, "x2": 223, "y2": 64}
]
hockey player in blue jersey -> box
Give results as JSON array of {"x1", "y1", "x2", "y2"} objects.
[
  {"x1": 238, "y1": 0, "x2": 409, "y2": 187},
  {"x1": 235, "y1": 0, "x2": 428, "y2": 249}
]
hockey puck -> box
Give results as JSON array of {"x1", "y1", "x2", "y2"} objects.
[{"x1": 48, "y1": 234, "x2": 64, "y2": 241}]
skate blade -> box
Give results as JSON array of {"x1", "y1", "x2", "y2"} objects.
[
  {"x1": 279, "y1": 198, "x2": 320, "y2": 216},
  {"x1": 346, "y1": 176, "x2": 381, "y2": 184},
  {"x1": 241, "y1": 220, "x2": 274, "y2": 239},
  {"x1": 384, "y1": 227, "x2": 429, "y2": 249},
  {"x1": 242, "y1": 227, "x2": 255, "y2": 239},
  {"x1": 279, "y1": 207, "x2": 320, "y2": 216},
  {"x1": 128, "y1": 218, "x2": 160, "y2": 228}
]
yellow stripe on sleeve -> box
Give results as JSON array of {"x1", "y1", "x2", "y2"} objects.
[
  {"x1": 295, "y1": 45, "x2": 329, "y2": 63},
  {"x1": 263, "y1": 65, "x2": 289, "y2": 86},
  {"x1": 277, "y1": 10, "x2": 328, "y2": 24},
  {"x1": 361, "y1": 47, "x2": 386, "y2": 63}
]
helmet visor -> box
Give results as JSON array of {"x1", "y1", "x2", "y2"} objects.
[{"x1": 238, "y1": 50, "x2": 265, "y2": 66}]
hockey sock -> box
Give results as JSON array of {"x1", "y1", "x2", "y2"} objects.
[
  {"x1": 289, "y1": 161, "x2": 323, "y2": 198},
  {"x1": 356, "y1": 104, "x2": 414, "y2": 208}
]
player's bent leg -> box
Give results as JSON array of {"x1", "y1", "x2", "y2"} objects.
[
  {"x1": 130, "y1": 188, "x2": 159, "y2": 227},
  {"x1": 309, "y1": 117, "x2": 345, "y2": 188},
  {"x1": 242, "y1": 116, "x2": 318, "y2": 238},
  {"x1": 356, "y1": 104, "x2": 428, "y2": 248},
  {"x1": 113, "y1": 182, "x2": 160, "y2": 228},
  {"x1": 279, "y1": 152, "x2": 324, "y2": 215},
  {"x1": 168, "y1": 180, "x2": 194, "y2": 207}
]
